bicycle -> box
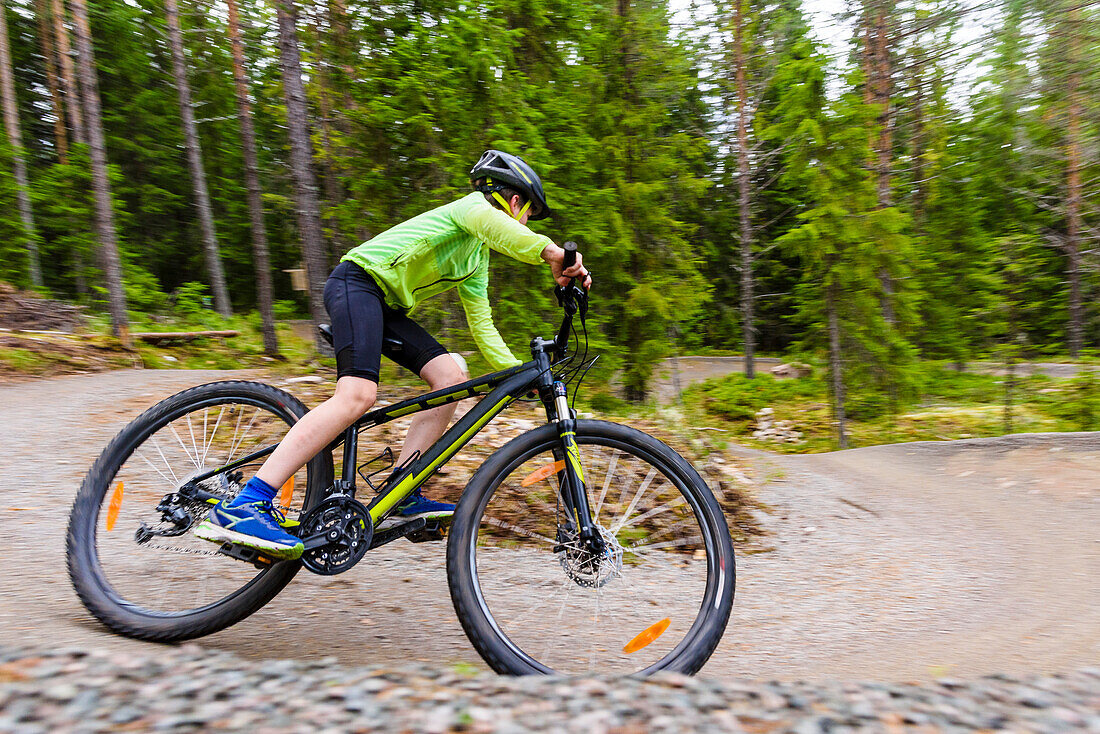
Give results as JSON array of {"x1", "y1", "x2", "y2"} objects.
[{"x1": 66, "y1": 243, "x2": 736, "y2": 676}]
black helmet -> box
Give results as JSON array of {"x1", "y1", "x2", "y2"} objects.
[{"x1": 470, "y1": 149, "x2": 551, "y2": 220}]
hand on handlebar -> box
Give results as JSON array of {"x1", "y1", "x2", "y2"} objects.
[{"x1": 548, "y1": 244, "x2": 593, "y2": 290}]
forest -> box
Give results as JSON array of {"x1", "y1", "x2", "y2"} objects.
[{"x1": 0, "y1": 0, "x2": 1097, "y2": 443}]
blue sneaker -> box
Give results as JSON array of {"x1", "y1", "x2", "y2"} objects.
[
  {"x1": 379, "y1": 490, "x2": 455, "y2": 529},
  {"x1": 194, "y1": 500, "x2": 304, "y2": 560}
]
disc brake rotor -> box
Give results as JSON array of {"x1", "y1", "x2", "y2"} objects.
[{"x1": 558, "y1": 524, "x2": 623, "y2": 588}]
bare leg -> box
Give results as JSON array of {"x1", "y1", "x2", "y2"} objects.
[
  {"x1": 396, "y1": 354, "x2": 469, "y2": 468},
  {"x1": 255, "y1": 376, "x2": 377, "y2": 488}
]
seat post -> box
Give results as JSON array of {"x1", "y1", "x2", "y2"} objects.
[{"x1": 338, "y1": 425, "x2": 358, "y2": 493}]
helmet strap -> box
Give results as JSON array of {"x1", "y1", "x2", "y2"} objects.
[{"x1": 489, "y1": 189, "x2": 530, "y2": 221}]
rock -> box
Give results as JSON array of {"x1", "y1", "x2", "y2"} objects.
[{"x1": 770, "y1": 362, "x2": 812, "y2": 378}]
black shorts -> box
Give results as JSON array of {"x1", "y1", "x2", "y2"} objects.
[{"x1": 323, "y1": 260, "x2": 449, "y2": 382}]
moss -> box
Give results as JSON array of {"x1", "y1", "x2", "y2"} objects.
[{"x1": 0, "y1": 347, "x2": 49, "y2": 372}]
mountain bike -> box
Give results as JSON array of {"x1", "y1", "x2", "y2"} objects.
[{"x1": 66, "y1": 244, "x2": 736, "y2": 676}]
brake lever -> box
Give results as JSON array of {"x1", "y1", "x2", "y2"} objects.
[{"x1": 574, "y1": 285, "x2": 589, "y2": 318}]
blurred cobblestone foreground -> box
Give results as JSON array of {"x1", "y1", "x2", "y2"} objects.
[{"x1": 0, "y1": 646, "x2": 1096, "y2": 733}]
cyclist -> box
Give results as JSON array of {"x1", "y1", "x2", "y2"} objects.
[{"x1": 195, "y1": 150, "x2": 592, "y2": 559}]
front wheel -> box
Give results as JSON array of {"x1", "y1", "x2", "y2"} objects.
[{"x1": 447, "y1": 420, "x2": 735, "y2": 676}]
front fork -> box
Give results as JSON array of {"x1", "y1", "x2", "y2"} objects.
[{"x1": 546, "y1": 381, "x2": 604, "y2": 555}]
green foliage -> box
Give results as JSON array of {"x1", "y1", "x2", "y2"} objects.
[
  {"x1": 3, "y1": 0, "x2": 1098, "y2": 394},
  {"x1": 1035, "y1": 370, "x2": 1100, "y2": 430},
  {"x1": 124, "y1": 265, "x2": 169, "y2": 313},
  {"x1": 173, "y1": 281, "x2": 211, "y2": 320},
  {"x1": 692, "y1": 373, "x2": 825, "y2": 422},
  {"x1": 273, "y1": 300, "x2": 305, "y2": 320}
]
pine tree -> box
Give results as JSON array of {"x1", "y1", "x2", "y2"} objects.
[
  {"x1": 34, "y1": 0, "x2": 67, "y2": 161},
  {"x1": 275, "y1": 0, "x2": 329, "y2": 346},
  {"x1": 164, "y1": 0, "x2": 232, "y2": 317},
  {"x1": 227, "y1": 0, "x2": 278, "y2": 354},
  {"x1": 70, "y1": 0, "x2": 129, "y2": 338},
  {"x1": 776, "y1": 47, "x2": 917, "y2": 446},
  {"x1": 0, "y1": 0, "x2": 42, "y2": 287},
  {"x1": 52, "y1": 0, "x2": 83, "y2": 146}
]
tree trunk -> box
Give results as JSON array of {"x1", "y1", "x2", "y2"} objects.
[
  {"x1": 0, "y1": 0, "x2": 43, "y2": 288},
  {"x1": 734, "y1": 0, "x2": 754, "y2": 379},
  {"x1": 826, "y1": 277, "x2": 847, "y2": 449},
  {"x1": 226, "y1": 0, "x2": 278, "y2": 356},
  {"x1": 871, "y1": 3, "x2": 893, "y2": 210},
  {"x1": 310, "y1": 7, "x2": 347, "y2": 265},
  {"x1": 863, "y1": 0, "x2": 896, "y2": 325},
  {"x1": 70, "y1": 0, "x2": 129, "y2": 340},
  {"x1": 165, "y1": 0, "x2": 232, "y2": 318},
  {"x1": 52, "y1": 0, "x2": 84, "y2": 146},
  {"x1": 275, "y1": 0, "x2": 330, "y2": 350},
  {"x1": 910, "y1": 50, "x2": 926, "y2": 226},
  {"x1": 35, "y1": 0, "x2": 68, "y2": 162},
  {"x1": 1063, "y1": 4, "x2": 1083, "y2": 358},
  {"x1": 328, "y1": 0, "x2": 354, "y2": 108}
]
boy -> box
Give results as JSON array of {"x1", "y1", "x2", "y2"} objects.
[{"x1": 196, "y1": 150, "x2": 591, "y2": 558}]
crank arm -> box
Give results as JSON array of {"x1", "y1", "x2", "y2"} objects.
[{"x1": 301, "y1": 533, "x2": 333, "y2": 551}]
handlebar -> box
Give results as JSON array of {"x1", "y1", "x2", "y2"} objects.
[
  {"x1": 562, "y1": 240, "x2": 577, "y2": 271},
  {"x1": 553, "y1": 241, "x2": 588, "y2": 361}
]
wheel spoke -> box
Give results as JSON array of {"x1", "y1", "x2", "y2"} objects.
[
  {"x1": 168, "y1": 421, "x2": 200, "y2": 470},
  {"x1": 136, "y1": 436, "x2": 179, "y2": 486},
  {"x1": 625, "y1": 535, "x2": 704, "y2": 555},
  {"x1": 200, "y1": 406, "x2": 226, "y2": 468},
  {"x1": 615, "y1": 495, "x2": 686, "y2": 532},
  {"x1": 610, "y1": 467, "x2": 659, "y2": 535},
  {"x1": 593, "y1": 448, "x2": 618, "y2": 522}
]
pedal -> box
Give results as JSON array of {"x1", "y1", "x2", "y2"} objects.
[
  {"x1": 216, "y1": 542, "x2": 278, "y2": 570},
  {"x1": 367, "y1": 517, "x2": 427, "y2": 549},
  {"x1": 406, "y1": 520, "x2": 447, "y2": 543}
]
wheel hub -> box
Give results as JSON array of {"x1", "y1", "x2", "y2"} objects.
[{"x1": 558, "y1": 524, "x2": 623, "y2": 588}]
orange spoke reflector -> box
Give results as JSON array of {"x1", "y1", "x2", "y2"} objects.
[
  {"x1": 106, "y1": 482, "x2": 124, "y2": 531},
  {"x1": 277, "y1": 476, "x2": 295, "y2": 509},
  {"x1": 521, "y1": 460, "x2": 565, "y2": 487},
  {"x1": 622, "y1": 618, "x2": 671, "y2": 654}
]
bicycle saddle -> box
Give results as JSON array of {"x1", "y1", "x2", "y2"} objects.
[{"x1": 317, "y1": 324, "x2": 404, "y2": 352}]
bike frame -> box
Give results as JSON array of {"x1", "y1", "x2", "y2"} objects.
[
  {"x1": 341, "y1": 360, "x2": 544, "y2": 522},
  {"x1": 180, "y1": 269, "x2": 601, "y2": 548},
  {"x1": 180, "y1": 337, "x2": 593, "y2": 534}
]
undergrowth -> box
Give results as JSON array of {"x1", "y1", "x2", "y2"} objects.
[{"x1": 681, "y1": 363, "x2": 1100, "y2": 453}]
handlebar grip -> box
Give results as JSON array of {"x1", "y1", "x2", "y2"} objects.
[{"x1": 562, "y1": 241, "x2": 578, "y2": 270}]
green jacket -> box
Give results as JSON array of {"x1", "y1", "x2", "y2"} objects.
[{"x1": 341, "y1": 192, "x2": 553, "y2": 370}]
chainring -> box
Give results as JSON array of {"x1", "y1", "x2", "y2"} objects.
[{"x1": 299, "y1": 496, "x2": 373, "y2": 576}]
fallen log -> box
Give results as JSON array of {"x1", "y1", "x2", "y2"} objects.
[{"x1": 132, "y1": 330, "x2": 240, "y2": 344}]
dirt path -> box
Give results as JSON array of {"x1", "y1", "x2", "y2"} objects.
[{"x1": 1, "y1": 370, "x2": 1096, "y2": 681}]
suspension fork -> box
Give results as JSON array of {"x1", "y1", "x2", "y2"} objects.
[{"x1": 546, "y1": 380, "x2": 603, "y2": 553}]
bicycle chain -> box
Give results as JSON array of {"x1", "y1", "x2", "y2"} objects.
[
  {"x1": 141, "y1": 539, "x2": 224, "y2": 557},
  {"x1": 135, "y1": 495, "x2": 299, "y2": 560},
  {"x1": 134, "y1": 494, "x2": 225, "y2": 558}
]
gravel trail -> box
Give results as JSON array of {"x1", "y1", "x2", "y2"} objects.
[
  {"x1": 1, "y1": 646, "x2": 1097, "y2": 733},
  {"x1": 0, "y1": 370, "x2": 1097, "y2": 703}
]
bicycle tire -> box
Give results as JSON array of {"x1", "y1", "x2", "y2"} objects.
[
  {"x1": 66, "y1": 380, "x2": 334, "y2": 641},
  {"x1": 447, "y1": 420, "x2": 734, "y2": 676}
]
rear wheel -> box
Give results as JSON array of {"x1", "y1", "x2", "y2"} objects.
[
  {"x1": 66, "y1": 381, "x2": 334, "y2": 641},
  {"x1": 447, "y1": 420, "x2": 734, "y2": 676}
]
